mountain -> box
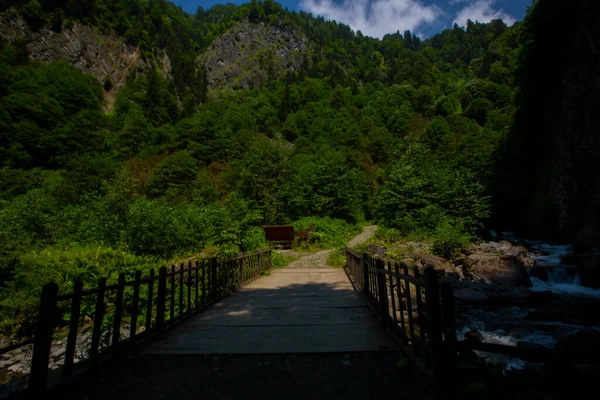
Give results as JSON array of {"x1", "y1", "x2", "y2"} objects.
[{"x1": 0, "y1": 0, "x2": 598, "y2": 338}]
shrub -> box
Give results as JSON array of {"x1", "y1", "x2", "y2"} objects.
[
  {"x1": 0, "y1": 246, "x2": 161, "y2": 338},
  {"x1": 375, "y1": 140, "x2": 489, "y2": 236},
  {"x1": 326, "y1": 249, "x2": 346, "y2": 268},
  {"x1": 292, "y1": 217, "x2": 360, "y2": 249},
  {"x1": 431, "y1": 220, "x2": 472, "y2": 260},
  {"x1": 271, "y1": 251, "x2": 293, "y2": 268},
  {"x1": 147, "y1": 151, "x2": 197, "y2": 198}
]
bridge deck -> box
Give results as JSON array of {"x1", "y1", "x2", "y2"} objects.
[{"x1": 143, "y1": 268, "x2": 397, "y2": 354}]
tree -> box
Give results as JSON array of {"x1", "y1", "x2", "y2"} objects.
[
  {"x1": 421, "y1": 117, "x2": 452, "y2": 152},
  {"x1": 375, "y1": 140, "x2": 489, "y2": 234},
  {"x1": 464, "y1": 98, "x2": 493, "y2": 125},
  {"x1": 147, "y1": 151, "x2": 198, "y2": 198}
]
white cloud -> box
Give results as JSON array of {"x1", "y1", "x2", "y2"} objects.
[
  {"x1": 299, "y1": 0, "x2": 442, "y2": 39},
  {"x1": 453, "y1": 0, "x2": 516, "y2": 27}
]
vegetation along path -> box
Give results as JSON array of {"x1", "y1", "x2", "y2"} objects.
[
  {"x1": 62, "y1": 224, "x2": 430, "y2": 400},
  {"x1": 282, "y1": 225, "x2": 378, "y2": 269},
  {"x1": 143, "y1": 225, "x2": 390, "y2": 354}
]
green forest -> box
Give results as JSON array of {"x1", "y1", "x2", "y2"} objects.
[{"x1": 0, "y1": 0, "x2": 536, "y2": 337}]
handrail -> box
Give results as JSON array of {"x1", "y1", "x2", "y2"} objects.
[
  {"x1": 346, "y1": 247, "x2": 600, "y2": 398},
  {"x1": 0, "y1": 249, "x2": 272, "y2": 395}
]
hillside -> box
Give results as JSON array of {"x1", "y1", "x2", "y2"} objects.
[{"x1": 0, "y1": 0, "x2": 598, "y2": 340}]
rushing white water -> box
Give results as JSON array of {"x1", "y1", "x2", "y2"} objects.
[
  {"x1": 457, "y1": 232, "x2": 600, "y2": 370},
  {"x1": 501, "y1": 232, "x2": 600, "y2": 298},
  {"x1": 530, "y1": 277, "x2": 600, "y2": 298},
  {"x1": 456, "y1": 326, "x2": 557, "y2": 371}
]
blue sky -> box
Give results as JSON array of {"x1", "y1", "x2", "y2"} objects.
[{"x1": 173, "y1": 0, "x2": 530, "y2": 38}]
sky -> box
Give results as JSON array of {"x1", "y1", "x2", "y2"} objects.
[{"x1": 174, "y1": 0, "x2": 531, "y2": 38}]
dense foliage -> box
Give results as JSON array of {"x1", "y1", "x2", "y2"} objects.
[{"x1": 0, "y1": 0, "x2": 526, "y2": 336}]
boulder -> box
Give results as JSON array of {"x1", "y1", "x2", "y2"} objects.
[
  {"x1": 464, "y1": 329, "x2": 483, "y2": 342},
  {"x1": 555, "y1": 330, "x2": 600, "y2": 355},
  {"x1": 364, "y1": 244, "x2": 386, "y2": 258},
  {"x1": 405, "y1": 252, "x2": 462, "y2": 278},
  {"x1": 463, "y1": 254, "x2": 532, "y2": 287},
  {"x1": 574, "y1": 227, "x2": 600, "y2": 288},
  {"x1": 517, "y1": 341, "x2": 549, "y2": 351},
  {"x1": 529, "y1": 266, "x2": 548, "y2": 281},
  {"x1": 507, "y1": 287, "x2": 533, "y2": 304},
  {"x1": 465, "y1": 241, "x2": 529, "y2": 257},
  {"x1": 454, "y1": 288, "x2": 489, "y2": 303}
]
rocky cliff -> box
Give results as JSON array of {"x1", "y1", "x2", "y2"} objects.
[
  {"x1": 197, "y1": 19, "x2": 310, "y2": 92},
  {"x1": 0, "y1": 10, "x2": 171, "y2": 111},
  {"x1": 495, "y1": 1, "x2": 600, "y2": 286}
]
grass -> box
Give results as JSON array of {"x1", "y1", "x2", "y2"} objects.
[
  {"x1": 326, "y1": 249, "x2": 346, "y2": 268},
  {"x1": 271, "y1": 251, "x2": 294, "y2": 268}
]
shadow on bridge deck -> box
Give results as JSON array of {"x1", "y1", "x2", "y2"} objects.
[
  {"x1": 143, "y1": 268, "x2": 397, "y2": 354},
  {"x1": 50, "y1": 269, "x2": 434, "y2": 400}
]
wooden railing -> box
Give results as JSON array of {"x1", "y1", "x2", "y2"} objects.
[
  {"x1": 345, "y1": 248, "x2": 600, "y2": 398},
  {"x1": 345, "y1": 248, "x2": 455, "y2": 397},
  {"x1": 1, "y1": 249, "x2": 271, "y2": 394}
]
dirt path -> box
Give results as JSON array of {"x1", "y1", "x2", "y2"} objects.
[
  {"x1": 347, "y1": 224, "x2": 378, "y2": 247},
  {"x1": 282, "y1": 225, "x2": 377, "y2": 269}
]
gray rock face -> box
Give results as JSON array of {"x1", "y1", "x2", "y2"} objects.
[
  {"x1": 197, "y1": 19, "x2": 310, "y2": 91},
  {"x1": 0, "y1": 10, "x2": 166, "y2": 111}
]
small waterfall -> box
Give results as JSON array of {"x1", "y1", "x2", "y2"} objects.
[{"x1": 456, "y1": 232, "x2": 600, "y2": 370}]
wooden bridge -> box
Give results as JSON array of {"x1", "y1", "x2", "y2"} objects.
[
  {"x1": 144, "y1": 267, "x2": 395, "y2": 354},
  {"x1": 3, "y1": 247, "x2": 598, "y2": 399}
]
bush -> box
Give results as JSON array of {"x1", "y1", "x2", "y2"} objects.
[
  {"x1": 431, "y1": 220, "x2": 472, "y2": 260},
  {"x1": 326, "y1": 249, "x2": 346, "y2": 267},
  {"x1": 292, "y1": 217, "x2": 360, "y2": 249},
  {"x1": 271, "y1": 251, "x2": 293, "y2": 268},
  {"x1": 146, "y1": 151, "x2": 198, "y2": 198},
  {"x1": 0, "y1": 246, "x2": 161, "y2": 338},
  {"x1": 464, "y1": 98, "x2": 493, "y2": 126},
  {"x1": 421, "y1": 117, "x2": 452, "y2": 152},
  {"x1": 375, "y1": 140, "x2": 489, "y2": 236},
  {"x1": 124, "y1": 199, "x2": 189, "y2": 257}
]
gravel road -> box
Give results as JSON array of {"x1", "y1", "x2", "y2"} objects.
[{"x1": 282, "y1": 225, "x2": 377, "y2": 269}]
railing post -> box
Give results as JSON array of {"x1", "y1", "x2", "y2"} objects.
[
  {"x1": 441, "y1": 283, "x2": 457, "y2": 397},
  {"x1": 156, "y1": 266, "x2": 167, "y2": 331},
  {"x1": 403, "y1": 263, "x2": 416, "y2": 349},
  {"x1": 202, "y1": 260, "x2": 207, "y2": 306},
  {"x1": 376, "y1": 259, "x2": 389, "y2": 327},
  {"x1": 29, "y1": 282, "x2": 59, "y2": 393},
  {"x1": 63, "y1": 280, "x2": 83, "y2": 381},
  {"x1": 257, "y1": 252, "x2": 262, "y2": 276},
  {"x1": 187, "y1": 262, "x2": 192, "y2": 314},
  {"x1": 179, "y1": 264, "x2": 184, "y2": 319},
  {"x1": 239, "y1": 256, "x2": 245, "y2": 287},
  {"x1": 211, "y1": 257, "x2": 217, "y2": 301},
  {"x1": 90, "y1": 278, "x2": 107, "y2": 364},
  {"x1": 170, "y1": 265, "x2": 175, "y2": 322},
  {"x1": 130, "y1": 270, "x2": 142, "y2": 348},
  {"x1": 424, "y1": 267, "x2": 445, "y2": 399},
  {"x1": 145, "y1": 269, "x2": 155, "y2": 333},
  {"x1": 112, "y1": 273, "x2": 126, "y2": 350},
  {"x1": 195, "y1": 261, "x2": 200, "y2": 309},
  {"x1": 362, "y1": 253, "x2": 369, "y2": 298},
  {"x1": 413, "y1": 266, "x2": 427, "y2": 352}
]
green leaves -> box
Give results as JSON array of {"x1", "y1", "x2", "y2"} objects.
[
  {"x1": 147, "y1": 151, "x2": 198, "y2": 198},
  {"x1": 375, "y1": 140, "x2": 489, "y2": 243}
]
